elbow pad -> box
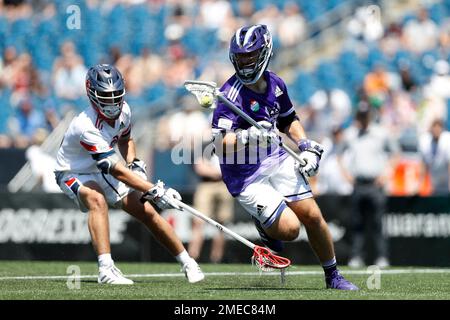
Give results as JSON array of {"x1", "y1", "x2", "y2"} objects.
[
  {"x1": 92, "y1": 151, "x2": 120, "y2": 174},
  {"x1": 276, "y1": 113, "x2": 299, "y2": 132}
]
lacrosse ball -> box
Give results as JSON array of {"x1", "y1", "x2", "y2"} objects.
[{"x1": 200, "y1": 94, "x2": 214, "y2": 108}]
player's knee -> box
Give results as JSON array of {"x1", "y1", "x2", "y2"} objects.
[
  {"x1": 302, "y1": 206, "x2": 324, "y2": 228},
  {"x1": 86, "y1": 191, "x2": 108, "y2": 213},
  {"x1": 284, "y1": 220, "x2": 300, "y2": 241}
]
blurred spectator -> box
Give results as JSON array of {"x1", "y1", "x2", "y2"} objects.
[
  {"x1": 399, "y1": 65, "x2": 417, "y2": 92},
  {"x1": 107, "y1": 46, "x2": 123, "y2": 65},
  {"x1": 237, "y1": 0, "x2": 254, "y2": 21},
  {"x1": 418, "y1": 62, "x2": 450, "y2": 134},
  {"x1": 403, "y1": 7, "x2": 439, "y2": 53},
  {"x1": 52, "y1": 42, "x2": 87, "y2": 105},
  {"x1": 167, "y1": 96, "x2": 210, "y2": 148},
  {"x1": 427, "y1": 59, "x2": 450, "y2": 99},
  {"x1": 134, "y1": 47, "x2": 165, "y2": 87},
  {"x1": 7, "y1": 98, "x2": 45, "y2": 148},
  {"x1": 380, "y1": 90, "x2": 417, "y2": 139},
  {"x1": 341, "y1": 105, "x2": 399, "y2": 268},
  {"x1": 198, "y1": 0, "x2": 234, "y2": 30},
  {"x1": 305, "y1": 88, "x2": 352, "y2": 140},
  {"x1": 418, "y1": 119, "x2": 450, "y2": 195},
  {"x1": 316, "y1": 126, "x2": 353, "y2": 195},
  {"x1": 0, "y1": 46, "x2": 18, "y2": 89},
  {"x1": 188, "y1": 146, "x2": 234, "y2": 263},
  {"x1": 363, "y1": 64, "x2": 390, "y2": 102},
  {"x1": 346, "y1": 5, "x2": 383, "y2": 54},
  {"x1": 277, "y1": 2, "x2": 306, "y2": 47},
  {"x1": 4, "y1": 53, "x2": 39, "y2": 99},
  {"x1": 253, "y1": 4, "x2": 280, "y2": 37},
  {"x1": 163, "y1": 42, "x2": 196, "y2": 88},
  {"x1": 380, "y1": 23, "x2": 403, "y2": 58},
  {"x1": 167, "y1": 1, "x2": 194, "y2": 30}
]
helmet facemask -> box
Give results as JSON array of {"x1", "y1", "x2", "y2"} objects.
[
  {"x1": 88, "y1": 88, "x2": 125, "y2": 120},
  {"x1": 85, "y1": 64, "x2": 126, "y2": 121}
]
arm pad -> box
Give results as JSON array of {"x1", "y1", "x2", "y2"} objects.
[{"x1": 92, "y1": 151, "x2": 120, "y2": 174}]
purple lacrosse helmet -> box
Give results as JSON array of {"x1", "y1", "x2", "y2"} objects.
[{"x1": 229, "y1": 24, "x2": 273, "y2": 85}]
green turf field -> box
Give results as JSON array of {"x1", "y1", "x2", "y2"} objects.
[{"x1": 0, "y1": 261, "x2": 449, "y2": 300}]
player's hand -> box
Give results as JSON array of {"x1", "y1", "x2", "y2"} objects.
[
  {"x1": 236, "y1": 121, "x2": 278, "y2": 148},
  {"x1": 141, "y1": 180, "x2": 182, "y2": 210},
  {"x1": 127, "y1": 158, "x2": 148, "y2": 180},
  {"x1": 297, "y1": 139, "x2": 324, "y2": 177}
]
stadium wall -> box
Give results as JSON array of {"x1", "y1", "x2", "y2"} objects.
[{"x1": 0, "y1": 193, "x2": 449, "y2": 266}]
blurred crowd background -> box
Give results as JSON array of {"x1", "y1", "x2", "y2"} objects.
[{"x1": 0, "y1": 0, "x2": 449, "y2": 198}]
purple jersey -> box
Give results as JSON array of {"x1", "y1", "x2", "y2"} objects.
[{"x1": 212, "y1": 71, "x2": 297, "y2": 196}]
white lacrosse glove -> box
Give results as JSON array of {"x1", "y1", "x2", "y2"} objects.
[
  {"x1": 296, "y1": 139, "x2": 324, "y2": 178},
  {"x1": 236, "y1": 121, "x2": 278, "y2": 148},
  {"x1": 141, "y1": 180, "x2": 182, "y2": 210},
  {"x1": 127, "y1": 158, "x2": 148, "y2": 180}
]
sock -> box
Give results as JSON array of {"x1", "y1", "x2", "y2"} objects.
[
  {"x1": 322, "y1": 257, "x2": 337, "y2": 277},
  {"x1": 98, "y1": 253, "x2": 113, "y2": 268},
  {"x1": 175, "y1": 250, "x2": 191, "y2": 266}
]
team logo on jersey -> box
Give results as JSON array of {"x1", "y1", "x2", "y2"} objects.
[
  {"x1": 110, "y1": 135, "x2": 119, "y2": 148},
  {"x1": 119, "y1": 121, "x2": 125, "y2": 130},
  {"x1": 275, "y1": 85, "x2": 283, "y2": 97},
  {"x1": 266, "y1": 102, "x2": 280, "y2": 122},
  {"x1": 250, "y1": 100, "x2": 260, "y2": 112},
  {"x1": 256, "y1": 204, "x2": 267, "y2": 216}
]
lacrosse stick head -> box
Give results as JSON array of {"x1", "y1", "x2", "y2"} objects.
[
  {"x1": 184, "y1": 80, "x2": 218, "y2": 109},
  {"x1": 251, "y1": 245, "x2": 291, "y2": 272}
]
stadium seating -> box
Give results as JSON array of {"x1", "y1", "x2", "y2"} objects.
[{"x1": 0, "y1": 0, "x2": 449, "y2": 135}]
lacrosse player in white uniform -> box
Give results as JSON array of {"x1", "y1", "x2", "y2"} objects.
[{"x1": 54, "y1": 64, "x2": 204, "y2": 285}]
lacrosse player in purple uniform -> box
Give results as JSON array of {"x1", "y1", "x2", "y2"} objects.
[{"x1": 211, "y1": 25, "x2": 358, "y2": 290}]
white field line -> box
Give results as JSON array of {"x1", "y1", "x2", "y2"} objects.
[{"x1": 0, "y1": 269, "x2": 450, "y2": 281}]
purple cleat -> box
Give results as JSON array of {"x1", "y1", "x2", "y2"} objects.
[{"x1": 326, "y1": 270, "x2": 359, "y2": 290}]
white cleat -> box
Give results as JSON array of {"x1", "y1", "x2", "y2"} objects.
[
  {"x1": 182, "y1": 258, "x2": 205, "y2": 283},
  {"x1": 98, "y1": 265, "x2": 134, "y2": 285},
  {"x1": 375, "y1": 256, "x2": 390, "y2": 268},
  {"x1": 348, "y1": 256, "x2": 365, "y2": 268}
]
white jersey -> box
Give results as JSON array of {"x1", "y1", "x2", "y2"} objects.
[{"x1": 55, "y1": 102, "x2": 132, "y2": 173}]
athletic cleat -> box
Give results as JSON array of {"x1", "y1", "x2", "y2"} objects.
[
  {"x1": 253, "y1": 218, "x2": 284, "y2": 253},
  {"x1": 326, "y1": 270, "x2": 359, "y2": 290},
  {"x1": 98, "y1": 264, "x2": 134, "y2": 285},
  {"x1": 375, "y1": 256, "x2": 390, "y2": 268},
  {"x1": 182, "y1": 258, "x2": 205, "y2": 283},
  {"x1": 348, "y1": 256, "x2": 365, "y2": 268}
]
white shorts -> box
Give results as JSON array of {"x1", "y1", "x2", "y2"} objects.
[
  {"x1": 55, "y1": 171, "x2": 132, "y2": 213},
  {"x1": 236, "y1": 156, "x2": 313, "y2": 228}
]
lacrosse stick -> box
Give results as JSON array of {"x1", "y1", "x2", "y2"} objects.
[
  {"x1": 174, "y1": 199, "x2": 291, "y2": 273},
  {"x1": 184, "y1": 80, "x2": 306, "y2": 167}
]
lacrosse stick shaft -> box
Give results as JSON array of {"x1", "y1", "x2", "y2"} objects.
[
  {"x1": 216, "y1": 94, "x2": 306, "y2": 166},
  {"x1": 174, "y1": 199, "x2": 256, "y2": 250}
]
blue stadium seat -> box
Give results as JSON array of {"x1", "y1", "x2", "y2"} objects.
[
  {"x1": 428, "y1": 2, "x2": 447, "y2": 24},
  {"x1": 291, "y1": 71, "x2": 318, "y2": 104},
  {"x1": 144, "y1": 82, "x2": 167, "y2": 104},
  {"x1": 0, "y1": 89, "x2": 13, "y2": 134}
]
